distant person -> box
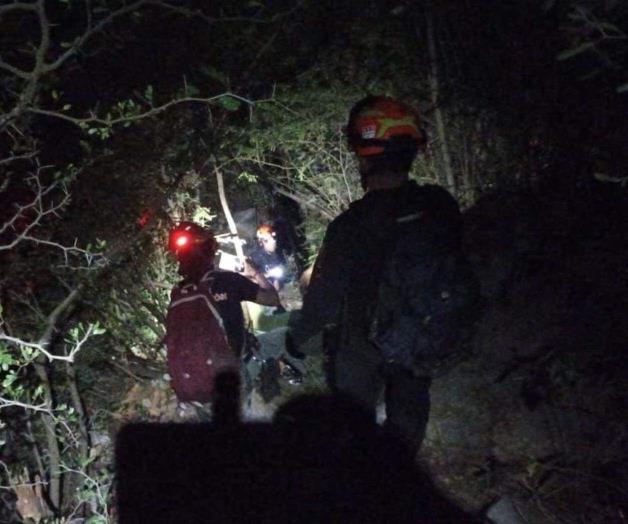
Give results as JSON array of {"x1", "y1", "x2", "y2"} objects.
[
  {"x1": 249, "y1": 224, "x2": 288, "y2": 291},
  {"x1": 289, "y1": 96, "x2": 480, "y2": 451},
  {"x1": 165, "y1": 221, "x2": 280, "y2": 406}
]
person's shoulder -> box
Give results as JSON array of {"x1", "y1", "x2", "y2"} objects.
[
  {"x1": 408, "y1": 180, "x2": 454, "y2": 198},
  {"x1": 323, "y1": 205, "x2": 369, "y2": 243},
  {"x1": 208, "y1": 269, "x2": 243, "y2": 285},
  {"x1": 408, "y1": 181, "x2": 459, "y2": 210}
]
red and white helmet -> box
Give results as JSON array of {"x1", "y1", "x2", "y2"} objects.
[{"x1": 346, "y1": 96, "x2": 426, "y2": 157}]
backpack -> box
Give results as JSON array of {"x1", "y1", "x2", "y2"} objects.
[
  {"x1": 165, "y1": 271, "x2": 238, "y2": 402},
  {"x1": 369, "y1": 193, "x2": 481, "y2": 377}
]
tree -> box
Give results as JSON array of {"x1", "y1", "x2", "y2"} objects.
[{"x1": 0, "y1": 1, "x2": 267, "y2": 519}]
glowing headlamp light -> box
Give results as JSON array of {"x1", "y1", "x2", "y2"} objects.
[
  {"x1": 175, "y1": 235, "x2": 189, "y2": 247},
  {"x1": 169, "y1": 232, "x2": 194, "y2": 253},
  {"x1": 266, "y1": 265, "x2": 284, "y2": 279}
]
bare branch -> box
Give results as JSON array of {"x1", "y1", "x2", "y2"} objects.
[
  {"x1": 154, "y1": 0, "x2": 305, "y2": 25},
  {"x1": 0, "y1": 322, "x2": 94, "y2": 364},
  {"x1": 43, "y1": 0, "x2": 151, "y2": 73},
  {"x1": 26, "y1": 92, "x2": 261, "y2": 127},
  {"x1": 0, "y1": 56, "x2": 31, "y2": 80},
  {"x1": 0, "y1": 151, "x2": 38, "y2": 167},
  {"x1": 0, "y1": 174, "x2": 71, "y2": 248},
  {"x1": 0, "y1": 2, "x2": 38, "y2": 16},
  {"x1": 0, "y1": 397, "x2": 50, "y2": 413},
  {"x1": 272, "y1": 186, "x2": 335, "y2": 221}
]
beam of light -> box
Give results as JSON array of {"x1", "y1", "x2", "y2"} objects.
[{"x1": 267, "y1": 265, "x2": 284, "y2": 279}]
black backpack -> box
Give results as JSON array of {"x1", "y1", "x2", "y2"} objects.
[
  {"x1": 165, "y1": 271, "x2": 238, "y2": 402},
  {"x1": 369, "y1": 189, "x2": 481, "y2": 377}
]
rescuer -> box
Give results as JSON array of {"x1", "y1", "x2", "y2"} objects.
[
  {"x1": 165, "y1": 222, "x2": 280, "y2": 405},
  {"x1": 248, "y1": 224, "x2": 288, "y2": 291},
  {"x1": 288, "y1": 96, "x2": 479, "y2": 450}
]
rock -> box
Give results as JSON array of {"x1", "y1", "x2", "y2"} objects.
[{"x1": 486, "y1": 496, "x2": 526, "y2": 524}]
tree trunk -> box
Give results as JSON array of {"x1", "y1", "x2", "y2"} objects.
[
  {"x1": 424, "y1": 3, "x2": 456, "y2": 193},
  {"x1": 33, "y1": 362, "x2": 61, "y2": 511}
]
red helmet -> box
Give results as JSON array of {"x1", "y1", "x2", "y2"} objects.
[
  {"x1": 168, "y1": 222, "x2": 217, "y2": 258},
  {"x1": 346, "y1": 96, "x2": 426, "y2": 157}
]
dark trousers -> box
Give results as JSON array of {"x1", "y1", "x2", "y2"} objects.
[{"x1": 330, "y1": 344, "x2": 431, "y2": 450}]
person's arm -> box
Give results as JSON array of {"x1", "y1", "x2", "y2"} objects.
[
  {"x1": 289, "y1": 214, "x2": 358, "y2": 349},
  {"x1": 255, "y1": 287, "x2": 280, "y2": 307},
  {"x1": 242, "y1": 259, "x2": 281, "y2": 307}
]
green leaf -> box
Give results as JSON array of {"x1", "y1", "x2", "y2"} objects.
[
  {"x1": 617, "y1": 83, "x2": 628, "y2": 93},
  {"x1": 218, "y1": 96, "x2": 241, "y2": 112},
  {"x1": 192, "y1": 206, "x2": 216, "y2": 225},
  {"x1": 2, "y1": 373, "x2": 17, "y2": 389},
  {"x1": 200, "y1": 67, "x2": 229, "y2": 86},
  {"x1": 557, "y1": 42, "x2": 595, "y2": 61},
  {"x1": 184, "y1": 84, "x2": 200, "y2": 97},
  {"x1": 93, "y1": 322, "x2": 107, "y2": 336},
  {"x1": 597, "y1": 22, "x2": 623, "y2": 36}
]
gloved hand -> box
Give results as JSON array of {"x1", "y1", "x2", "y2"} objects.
[{"x1": 285, "y1": 330, "x2": 306, "y2": 361}]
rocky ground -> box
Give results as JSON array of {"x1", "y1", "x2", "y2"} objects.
[{"x1": 423, "y1": 183, "x2": 628, "y2": 522}]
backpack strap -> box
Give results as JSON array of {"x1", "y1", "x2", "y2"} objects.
[{"x1": 170, "y1": 270, "x2": 226, "y2": 332}]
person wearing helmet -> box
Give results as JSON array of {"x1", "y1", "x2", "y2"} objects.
[
  {"x1": 168, "y1": 221, "x2": 280, "y2": 361},
  {"x1": 248, "y1": 224, "x2": 288, "y2": 291},
  {"x1": 288, "y1": 96, "x2": 463, "y2": 451}
]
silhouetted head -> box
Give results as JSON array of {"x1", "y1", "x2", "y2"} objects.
[
  {"x1": 168, "y1": 221, "x2": 218, "y2": 278},
  {"x1": 346, "y1": 96, "x2": 427, "y2": 190}
]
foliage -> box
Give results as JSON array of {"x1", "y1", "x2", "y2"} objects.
[
  {"x1": 228, "y1": 85, "x2": 361, "y2": 258},
  {"x1": 1, "y1": 0, "x2": 628, "y2": 521},
  {"x1": 551, "y1": 0, "x2": 628, "y2": 91},
  {"x1": 0, "y1": 1, "x2": 266, "y2": 520}
]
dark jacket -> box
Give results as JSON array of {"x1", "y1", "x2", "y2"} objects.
[{"x1": 291, "y1": 180, "x2": 461, "y2": 352}]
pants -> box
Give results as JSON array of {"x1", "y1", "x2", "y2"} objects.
[{"x1": 330, "y1": 344, "x2": 431, "y2": 450}]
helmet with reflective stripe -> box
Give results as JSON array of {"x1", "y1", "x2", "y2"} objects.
[{"x1": 346, "y1": 96, "x2": 426, "y2": 157}]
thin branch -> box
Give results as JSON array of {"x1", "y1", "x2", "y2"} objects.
[
  {"x1": 0, "y1": 57, "x2": 31, "y2": 80},
  {"x1": 0, "y1": 397, "x2": 50, "y2": 414},
  {"x1": 26, "y1": 92, "x2": 262, "y2": 127},
  {"x1": 0, "y1": 2, "x2": 38, "y2": 16},
  {"x1": 43, "y1": 0, "x2": 150, "y2": 73},
  {"x1": 154, "y1": 0, "x2": 305, "y2": 25},
  {"x1": 0, "y1": 151, "x2": 38, "y2": 166},
  {"x1": 272, "y1": 186, "x2": 335, "y2": 221}
]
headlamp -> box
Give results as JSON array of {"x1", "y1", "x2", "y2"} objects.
[
  {"x1": 266, "y1": 265, "x2": 284, "y2": 279},
  {"x1": 168, "y1": 222, "x2": 218, "y2": 258},
  {"x1": 175, "y1": 235, "x2": 189, "y2": 247}
]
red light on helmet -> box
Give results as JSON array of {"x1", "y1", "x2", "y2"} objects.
[
  {"x1": 168, "y1": 222, "x2": 217, "y2": 258},
  {"x1": 175, "y1": 235, "x2": 189, "y2": 247},
  {"x1": 169, "y1": 231, "x2": 194, "y2": 253}
]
